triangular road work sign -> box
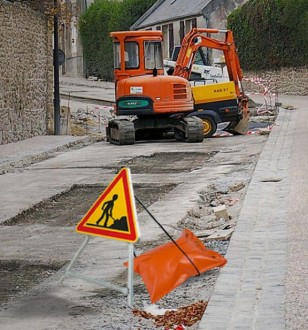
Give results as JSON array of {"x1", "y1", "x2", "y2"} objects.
[{"x1": 76, "y1": 168, "x2": 140, "y2": 243}]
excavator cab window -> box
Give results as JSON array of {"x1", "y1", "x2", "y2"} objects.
[
  {"x1": 124, "y1": 42, "x2": 139, "y2": 69},
  {"x1": 113, "y1": 42, "x2": 121, "y2": 69},
  {"x1": 113, "y1": 42, "x2": 139, "y2": 69},
  {"x1": 144, "y1": 41, "x2": 163, "y2": 70}
]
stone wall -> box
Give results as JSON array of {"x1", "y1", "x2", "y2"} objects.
[
  {"x1": 243, "y1": 67, "x2": 308, "y2": 96},
  {"x1": 0, "y1": 0, "x2": 53, "y2": 145}
]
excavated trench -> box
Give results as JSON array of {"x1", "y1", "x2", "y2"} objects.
[
  {"x1": 115, "y1": 151, "x2": 217, "y2": 173},
  {"x1": 0, "y1": 182, "x2": 176, "y2": 306},
  {"x1": 0, "y1": 260, "x2": 65, "y2": 306},
  {"x1": 4, "y1": 183, "x2": 177, "y2": 227},
  {"x1": 0, "y1": 151, "x2": 218, "y2": 308}
]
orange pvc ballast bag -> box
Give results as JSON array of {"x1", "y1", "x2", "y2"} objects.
[{"x1": 127, "y1": 229, "x2": 227, "y2": 303}]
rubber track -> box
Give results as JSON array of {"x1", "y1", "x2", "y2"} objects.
[
  {"x1": 184, "y1": 117, "x2": 204, "y2": 143},
  {"x1": 108, "y1": 119, "x2": 135, "y2": 145}
]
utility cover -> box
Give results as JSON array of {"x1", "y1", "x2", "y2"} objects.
[{"x1": 76, "y1": 168, "x2": 140, "y2": 243}]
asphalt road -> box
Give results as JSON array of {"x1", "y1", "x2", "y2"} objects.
[{"x1": 0, "y1": 124, "x2": 267, "y2": 329}]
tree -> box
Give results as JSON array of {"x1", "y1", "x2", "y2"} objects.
[
  {"x1": 281, "y1": 0, "x2": 308, "y2": 51},
  {"x1": 79, "y1": 0, "x2": 157, "y2": 80},
  {"x1": 118, "y1": 0, "x2": 157, "y2": 30},
  {"x1": 227, "y1": 0, "x2": 308, "y2": 70},
  {"x1": 79, "y1": 0, "x2": 120, "y2": 80}
]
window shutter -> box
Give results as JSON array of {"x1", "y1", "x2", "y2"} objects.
[
  {"x1": 168, "y1": 23, "x2": 174, "y2": 58},
  {"x1": 192, "y1": 17, "x2": 197, "y2": 28},
  {"x1": 180, "y1": 21, "x2": 184, "y2": 42}
]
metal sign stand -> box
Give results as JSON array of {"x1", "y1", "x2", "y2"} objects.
[
  {"x1": 60, "y1": 236, "x2": 135, "y2": 307},
  {"x1": 128, "y1": 243, "x2": 134, "y2": 307}
]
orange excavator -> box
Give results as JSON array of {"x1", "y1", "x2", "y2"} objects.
[{"x1": 106, "y1": 28, "x2": 249, "y2": 145}]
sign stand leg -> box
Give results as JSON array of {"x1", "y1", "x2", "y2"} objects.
[
  {"x1": 60, "y1": 236, "x2": 90, "y2": 283},
  {"x1": 128, "y1": 243, "x2": 134, "y2": 308},
  {"x1": 60, "y1": 235, "x2": 135, "y2": 307}
]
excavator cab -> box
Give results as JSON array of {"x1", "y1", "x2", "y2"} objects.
[
  {"x1": 111, "y1": 31, "x2": 165, "y2": 79},
  {"x1": 110, "y1": 30, "x2": 196, "y2": 117}
]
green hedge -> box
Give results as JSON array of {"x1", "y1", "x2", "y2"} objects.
[
  {"x1": 227, "y1": 0, "x2": 308, "y2": 70},
  {"x1": 79, "y1": 0, "x2": 157, "y2": 80}
]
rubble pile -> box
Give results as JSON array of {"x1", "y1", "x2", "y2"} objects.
[
  {"x1": 178, "y1": 181, "x2": 246, "y2": 239},
  {"x1": 133, "y1": 300, "x2": 207, "y2": 329},
  {"x1": 69, "y1": 104, "x2": 114, "y2": 137}
]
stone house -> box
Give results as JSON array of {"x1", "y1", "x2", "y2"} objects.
[
  {"x1": 130, "y1": 0, "x2": 248, "y2": 59},
  {"x1": 59, "y1": 0, "x2": 94, "y2": 77},
  {"x1": 59, "y1": 0, "x2": 86, "y2": 77},
  {"x1": 0, "y1": 0, "x2": 53, "y2": 145}
]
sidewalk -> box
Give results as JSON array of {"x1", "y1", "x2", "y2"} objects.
[
  {"x1": 60, "y1": 76, "x2": 115, "y2": 105},
  {"x1": 199, "y1": 95, "x2": 308, "y2": 329},
  {"x1": 0, "y1": 135, "x2": 91, "y2": 174}
]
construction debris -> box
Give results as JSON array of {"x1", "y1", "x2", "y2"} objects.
[
  {"x1": 229, "y1": 182, "x2": 245, "y2": 192},
  {"x1": 281, "y1": 104, "x2": 296, "y2": 110},
  {"x1": 204, "y1": 228, "x2": 234, "y2": 242},
  {"x1": 223, "y1": 197, "x2": 239, "y2": 206},
  {"x1": 133, "y1": 300, "x2": 208, "y2": 328},
  {"x1": 213, "y1": 205, "x2": 229, "y2": 221},
  {"x1": 258, "y1": 127, "x2": 271, "y2": 135}
]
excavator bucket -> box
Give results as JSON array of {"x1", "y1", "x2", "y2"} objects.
[
  {"x1": 126, "y1": 229, "x2": 227, "y2": 303},
  {"x1": 224, "y1": 98, "x2": 250, "y2": 135},
  {"x1": 224, "y1": 115, "x2": 249, "y2": 135}
]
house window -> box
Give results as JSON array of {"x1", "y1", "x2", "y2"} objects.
[
  {"x1": 185, "y1": 18, "x2": 197, "y2": 34},
  {"x1": 71, "y1": 22, "x2": 77, "y2": 55},
  {"x1": 161, "y1": 23, "x2": 175, "y2": 59}
]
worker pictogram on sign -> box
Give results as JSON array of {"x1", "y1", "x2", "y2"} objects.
[{"x1": 76, "y1": 168, "x2": 140, "y2": 243}]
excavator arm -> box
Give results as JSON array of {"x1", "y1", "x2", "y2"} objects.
[
  {"x1": 173, "y1": 28, "x2": 249, "y2": 135},
  {"x1": 173, "y1": 28, "x2": 243, "y2": 94}
]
